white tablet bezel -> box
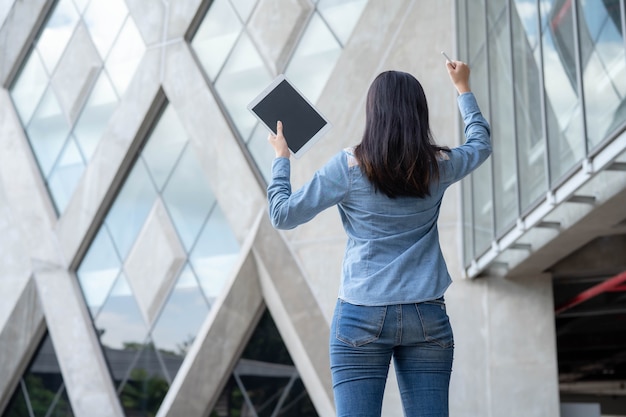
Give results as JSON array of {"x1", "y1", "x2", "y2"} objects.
[{"x1": 247, "y1": 74, "x2": 332, "y2": 158}]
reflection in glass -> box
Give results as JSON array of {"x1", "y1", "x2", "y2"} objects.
[
  {"x1": 488, "y1": 0, "x2": 518, "y2": 233},
  {"x1": 191, "y1": 206, "x2": 240, "y2": 304},
  {"x1": 73, "y1": 71, "x2": 119, "y2": 161},
  {"x1": 470, "y1": 48, "x2": 493, "y2": 255},
  {"x1": 77, "y1": 226, "x2": 122, "y2": 316},
  {"x1": 105, "y1": 160, "x2": 157, "y2": 260},
  {"x1": 83, "y1": 0, "x2": 129, "y2": 60},
  {"x1": 35, "y1": 0, "x2": 79, "y2": 73},
  {"x1": 141, "y1": 106, "x2": 189, "y2": 192},
  {"x1": 215, "y1": 33, "x2": 272, "y2": 141},
  {"x1": 210, "y1": 310, "x2": 318, "y2": 417},
  {"x1": 540, "y1": 0, "x2": 585, "y2": 184},
  {"x1": 192, "y1": 0, "x2": 242, "y2": 81},
  {"x1": 47, "y1": 136, "x2": 86, "y2": 213},
  {"x1": 285, "y1": 13, "x2": 341, "y2": 103},
  {"x1": 151, "y1": 267, "x2": 209, "y2": 377},
  {"x1": 162, "y1": 145, "x2": 216, "y2": 252},
  {"x1": 94, "y1": 274, "x2": 148, "y2": 350},
  {"x1": 512, "y1": 0, "x2": 547, "y2": 210},
  {"x1": 10, "y1": 51, "x2": 49, "y2": 124},
  {"x1": 316, "y1": 0, "x2": 367, "y2": 45},
  {"x1": 26, "y1": 87, "x2": 71, "y2": 177},
  {"x1": 117, "y1": 340, "x2": 171, "y2": 415},
  {"x1": 1, "y1": 333, "x2": 75, "y2": 417},
  {"x1": 104, "y1": 16, "x2": 145, "y2": 97},
  {"x1": 577, "y1": 0, "x2": 626, "y2": 148},
  {"x1": 246, "y1": 122, "x2": 275, "y2": 183}
]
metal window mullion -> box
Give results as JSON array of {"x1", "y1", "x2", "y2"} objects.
[
  {"x1": 536, "y1": 0, "x2": 552, "y2": 190},
  {"x1": 622, "y1": 0, "x2": 626, "y2": 60},
  {"x1": 571, "y1": 0, "x2": 589, "y2": 157}
]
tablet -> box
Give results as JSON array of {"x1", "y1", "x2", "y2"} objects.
[{"x1": 247, "y1": 74, "x2": 331, "y2": 158}]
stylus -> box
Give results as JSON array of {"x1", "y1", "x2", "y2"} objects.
[{"x1": 441, "y1": 51, "x2": 456, "y2": 69}]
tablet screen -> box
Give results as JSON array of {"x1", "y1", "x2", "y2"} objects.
[{"x1": 248, "y1": 75, "x2": 331, "y2": 158}]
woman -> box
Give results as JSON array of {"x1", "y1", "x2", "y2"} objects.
[{"x1": 267, "y1": 61, "x2": 491, "y2": 417}]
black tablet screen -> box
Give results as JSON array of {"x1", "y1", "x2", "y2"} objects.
[{"x1": 251, "y1": 80, "x2": 327, "y2": 153}]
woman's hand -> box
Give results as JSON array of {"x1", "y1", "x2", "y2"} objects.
[
  {"x1": 268, "y1": 120, "x2": 291, "y2": 159},
  {"x1": 446, "y1": 61, "x2": 471, "y2": 94}
]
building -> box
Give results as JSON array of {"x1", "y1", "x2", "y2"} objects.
[{"x1": 0, "y1": 0, "x2": 624, "y2": 416}]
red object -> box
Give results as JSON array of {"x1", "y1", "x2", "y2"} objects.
[{"x1": 555, "y1": 271, "x2": 626, "y2": 315}]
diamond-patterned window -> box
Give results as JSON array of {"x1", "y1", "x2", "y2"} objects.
[
  {"x1": 210, "y1": 309, "x2": 319, "y2": 417},
  {"x1": 9, "y1": 0, "x2": 146, "y2": 214},
  {"x1": 191, "y1": 0, "x2": 368, "y2": 183},
  {"x1": 1, "y1": 332, "x2": 75, "y2": 417},
  {"x1": 76, "y1": 104, "x2": 241, "y2": 416}
]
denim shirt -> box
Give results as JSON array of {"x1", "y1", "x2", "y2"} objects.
[{"x1": 267, "y1": 92, "x2": 491, "y2": 306}]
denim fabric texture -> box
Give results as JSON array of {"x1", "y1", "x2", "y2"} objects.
[
  {"x1": 267, "y1": 92, "x2": 491, "y2": 306},
  {"x1": 330, "y1": 299, "x2": 454, "y2": 417}
]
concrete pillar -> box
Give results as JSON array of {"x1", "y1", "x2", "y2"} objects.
[{"x1": 447, "y1": 274, "x2": 561, "y2": 417}]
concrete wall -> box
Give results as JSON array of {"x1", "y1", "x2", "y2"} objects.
[{"x1": 0, "y1": 0, "x2": 561, "y2": 416}]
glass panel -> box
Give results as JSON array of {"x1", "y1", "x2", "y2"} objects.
[
  {"x1": 285, "y1": 12, "x2": 341, "y2": 104},
  {"x1": 578, "y1": 0, "x2": 626, "y2": 148},
  {"x1": 246, "y1": 122, "x2": 274, "y2": 183},
  {"x1": 316, "y1": 0, "x2": 368, "y2": 45},
  {"x1": 1, "y1": 383, "x2": 29, "y2": 417},
  {"x1": 94, "y1": 274, "x2": 148, "y2": 349},
  {"x1": 467, "y1": 0, "x2": 487, "y2": 63},
  {"x1": 35, "y1": 0, "x2": 80, "y2": 74},
  {"x1": 141, "y1": 106, "x2": 189, "y2": 192},
  {"x1": 26, "y1": 87, "x2": 71, "y2": 177},
  {"x1": 83, "y1": 0, "x2": 129, "y2": 59},
  {"x1": 162, "y1": 146, "x2": 216, "y2": 252},
  {"x1": 0, "y1": 0, "x2": 12, "y2": 29},
  {"x1": 488, "y1": 0, "x2": 518, "y2": 234},
  {"x1": 191, "y1": 205, "x2": 240, "y2": 305},
  {"x1": 104, "y1": 17, "x2": 145, "y2": 97},
  {"x1": 210, "y1": 310, "x2": 319, "y2": 417},
  {"x1": 105, "y1": 160, "x2": 157, "y2": 260},
  {"x1": 512, "y1": 0, "x2": 547, "y2": 210},
  {"x1": 10, "y1": 51, "x2": 49, "y2": 125},
  {"x1": 462, "y1": 177, "x2": 473, "y2": 267},
  {"x1": 72, "y1": 0, "x2": 89, "y2": 14},
  {"x1": 118, "y1": 339, "x2": 169, "y2": 416},
  {"x1": 470, "y1": 54, "x2": 493, "y2": 255},
  {"x1": 77, "y1": 226, "x2": 122, "y2": 316},
  {"x1": 3, "y1": 333, "x2": 75, "y2": 417},
  {"x1": 47, "y1": 136, "x2": 86, "y2": 213},
  {"x1": 215, "y1": 33, "x2": 272, "y2": 141},
  {"x1": 540, "y1": 0, "x2": 585, "y2": 184},
  {"x1": 73, "y1": 71, "x2": 119, "y2": 161},
  {"x1": 230, "y1": 0, "x2": 257, "y2": 22},
  {"x1": 151, "y1": 266, "x2": 209, "y2": 378},
  {"x1": 192, "y1": 0, "x2": 242, "y2": 81}
]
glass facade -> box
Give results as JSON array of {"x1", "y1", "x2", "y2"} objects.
[
  {"x1": 75, "y1": 103, "x2": 241, "y2": 415},
  {"x1": 3, "y1": 0, "x2": 369, "y2": 415},
  {"x1": 9, "y1": 0, "x2": 145, "y2": 214},
  {"x1": 459, "y1": 0, "x2": 626, "y2": 264},
  {"x1": 191, "y1": 0, "x2": 367, "y2": 183}
]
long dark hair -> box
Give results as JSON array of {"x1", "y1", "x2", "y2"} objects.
[{"x1": 354, "y1": 71, "x2": 445, "y2": 198}]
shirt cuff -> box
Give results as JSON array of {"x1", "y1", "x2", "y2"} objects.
[{"x1": 271, "y1": 157, "x2": 290, "y2": 179}]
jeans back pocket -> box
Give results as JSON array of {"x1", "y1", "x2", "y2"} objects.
[
  {"x1": 335, "y1": 301, "x2": 387, "y2": 347},
  {"x1": 415, "y1": 300, "x2": 454, "y2": 348}
]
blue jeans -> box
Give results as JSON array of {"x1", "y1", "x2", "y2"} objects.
[{"x1": 330, "y1": 299, "x2": 454, "y2": 417}]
